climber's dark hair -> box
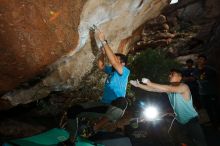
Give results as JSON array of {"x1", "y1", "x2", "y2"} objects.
[
  {"x1": 170, "y1": 68, "x2": 183, "y2": 77},
  {"x1": 115, "y1": 53, "x2": 128, "y2": 65}
]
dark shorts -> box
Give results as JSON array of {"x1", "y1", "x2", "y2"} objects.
[{"x1": 170, "y1": 117, "x2": 207, "y2": 146}]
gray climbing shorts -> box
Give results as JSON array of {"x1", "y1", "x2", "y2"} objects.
[
  {"x1": 105, "y1": 105, "x2": 125, "y2": 122},
  {"x1": 79, "y1": 101, "x2": 125, "y2": 122}
]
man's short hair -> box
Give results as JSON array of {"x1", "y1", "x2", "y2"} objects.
[
  {"x1": 186, "y1": 59, "x2": 194, "y2": 64},
  {"x1": 198, "y1": 54, "x2": 207, "y2": 61},
  {"x1": 115, "y1": 53, "x2": 128, "y2": 65},
  {"x1": 170, "y1": 68, "x2": 182, "y2": 77}
]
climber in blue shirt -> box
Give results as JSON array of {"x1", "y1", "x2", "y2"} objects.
[
  {"x1": 101, "y1": 64, "x2": 130, "y2": 104},
  {"x1": 93, "y1": 30, "x2": 130, "y2": 131},
  {"x1": 66, "y1": 30, "x2": 130, "y2": 141}
]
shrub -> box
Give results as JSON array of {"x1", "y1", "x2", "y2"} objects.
[{"x1": 128, "y1": 49, "x2": 182, "y2": 84}]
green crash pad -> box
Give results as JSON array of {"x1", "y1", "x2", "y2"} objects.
[
  {"x1": 75, "y1": 137, "x2": 104, "y2": 146},
  {"x1": 6, "y1": 128, "x2": 69, "y2": 146},
  {"x1": 3, "y1": 128, "x2": 104, "y2": 146}
]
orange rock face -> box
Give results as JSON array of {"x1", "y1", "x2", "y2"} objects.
[
  {"x1": 0, "y1": 0, "x2": 169, "y2": 109},
  {"x1": 0, "y1": 0, "x2": 85, "y2": 95}
]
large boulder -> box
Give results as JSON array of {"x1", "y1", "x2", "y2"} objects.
[{"x1": 0, "y1": 0, "x2": 169, "y2": 110}]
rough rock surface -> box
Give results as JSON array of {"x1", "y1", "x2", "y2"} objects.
[
  {"x1": 167, "y1": 0, "x2": 220, "y2": 72},
  {"x1": 135, "y1": 0, "x2": 220, "y2": 69},
  {"x1": 0, "y1": 0, "x2": 84, "y2": 94},
  {"x1": 0, "y1": 0, "x2": 169, "y2": 110}
]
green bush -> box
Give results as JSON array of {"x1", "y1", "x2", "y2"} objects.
[{"x1": 128, "y1": 49, "x2": 182, "y2": 84}]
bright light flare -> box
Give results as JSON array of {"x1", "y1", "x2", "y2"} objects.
[
  {"x1": 170, "y1": 0, "x2": 178, "y2": 4},
  {"x1": 143, "y1": 106, "x2": 159, "y2": 120}
]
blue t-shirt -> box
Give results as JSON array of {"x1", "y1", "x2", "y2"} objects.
[
  {"x1": 167, "y1": 92, "x2": 198, "y2": 124},
  {"x1": 101, "y1": 66, "x2": 130, "y2": 104}
]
